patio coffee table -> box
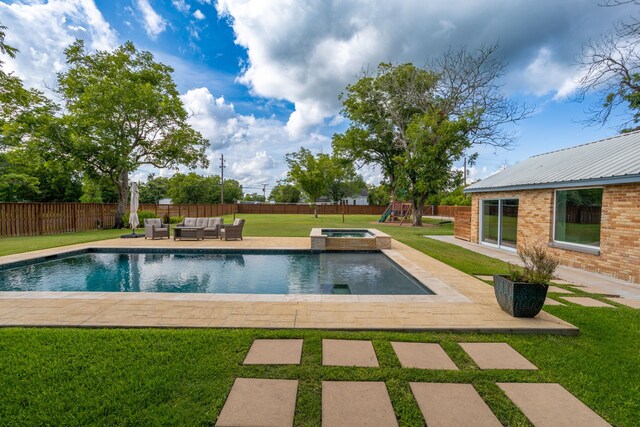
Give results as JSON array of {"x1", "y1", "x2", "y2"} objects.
[{"x1": 174, "y1": 226, "x2": 205, "y2": 241}]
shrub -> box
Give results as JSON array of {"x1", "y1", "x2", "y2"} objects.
[
  {"x1": 123, "y1": 210, "x2": 158, "y2": 227},
  {"x1": 169, "y1": 216, "x2": 184, "y2": 224},
  {"x1": 508, "y1": 244, "x2": 560, "y2": 285}
]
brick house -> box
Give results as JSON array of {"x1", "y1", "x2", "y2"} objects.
[{"x1": 463, "y1": 131, "x2": 640, "y2": 283}]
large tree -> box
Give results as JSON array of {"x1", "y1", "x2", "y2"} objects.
[
  {"x1": 268, "y1": 183, "x2": 301, "y2": 203},
  {"x1": 325, "y1": 156, "x2": 366, "y2": 203},
  {"x1": 53, "y1": 40, "x2": 209, "y2": 227},
  {"x1": 285, "y1": 148, "x2": 331, "y2": 218},
  {"x1": 334, "y1": 47, "x2": 529, "y2": 226},
  {"x1": 576, "y1": 1, "x2": 640, "y2": 130},
  {"x1": 0, "y1": 24, "x2": 81, "y2": 202}
]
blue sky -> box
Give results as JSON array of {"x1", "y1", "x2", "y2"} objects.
[{"x1": 0, "y1": 0, "x2": 635, "y2": 192}]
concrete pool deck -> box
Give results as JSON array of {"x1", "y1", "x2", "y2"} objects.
[{"x1": 0, "y1": 236, "x2": 578, "y2": 334}]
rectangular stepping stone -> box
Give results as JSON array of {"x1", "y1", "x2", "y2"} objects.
[
  {"x1": 545, "y1": 298, "x2": 563, "y2": 306},
  {"x1": 498, "y1": 383, "x2": 610, "y2": 427},
  {"x1": 410, "y1": 383, "x2": 501, "y2": 427},
  {"x1": 322, "y1": 381, "x2": 398, "y2": 427},
  {"x1": 607, "y1": 297, "x2": 640, "y2": 308},
  {"x1": 562, "y1": 297, "x2": 615, "y2": 307},
  {"x1": 575, "y1": 286, "x2": 619, "y2": 297},
  {"x1": 552, "y1": 279, "x2": 576, "y2": 285},
  {"x1": 459, "y1": 343, "x2": 537, "y2": 370},
  {"x1": 216, "y1": 378, "x2": 298, "y2": 427},
  {"x1": 244, "y1": 339, "x2": 303, "y2": 365},
  {"x1": 547, "y1": 286, "x2": 573, "y2": 294},
  {"x1": 322, "y1": 339, "x2": 379, "y2": 367},
  {"x1": 391, "y1": 342, "x2": 458, "y2": 370}
]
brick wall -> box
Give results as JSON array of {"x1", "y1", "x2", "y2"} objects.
[{"x1": 469, "y1": 183, "x2": 640, "y2": 283}]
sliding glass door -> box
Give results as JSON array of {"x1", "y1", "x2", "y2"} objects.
[{"x1": 481, "y1": 199, "x2": 519, "y2": 250}]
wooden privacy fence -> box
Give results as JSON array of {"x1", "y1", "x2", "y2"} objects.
[
  {"x1": 0, "y1": 203, "x2": 235, "y2": 238},
  {"x1": 236, "y1": 204, "x2": 387, "y2": 215},
  {"x1": 453, "y1": 206, "x2": 472, "y2": 241},
  {"x1": 0, "y1": 202, "x2": 466, "y2": 237}
]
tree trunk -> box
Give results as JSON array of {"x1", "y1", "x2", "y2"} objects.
[
  {"x1": 411, "y1": 199, "x2": 424, "y2": 227},
  {"x1": 114, "y1": 170, "x2": 129, "y2": 229},
  {"x1": 314, "y1": 202, "x2": 318, "y2": 218}
]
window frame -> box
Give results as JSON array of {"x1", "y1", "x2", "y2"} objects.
[
  {"x1": 552, "y1": 186, "x2": 603, "y2": 250},
  {"x1": 479, "y1": 197, "x2": 519, "y2": 252}
]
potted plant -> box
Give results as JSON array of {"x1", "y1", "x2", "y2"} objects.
[{"x1": 494, "y1": 244, "x2": 560, "y2": 317}]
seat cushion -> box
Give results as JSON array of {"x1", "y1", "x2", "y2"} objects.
[
  {"x1": 145, "y1": 218, "x2": 162, "y2": 227},
  {"x1": 208, "y1": 217, "x2": 223, "y2": 228},
  {"x1": 184, "y1": 218, "x2": 197, "y2": 227},
  {"x1": 196, "y1": 218, "x2": 208, "y2": 227}
]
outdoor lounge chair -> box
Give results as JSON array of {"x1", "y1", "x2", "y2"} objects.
[
  {"x1": 220, "y1": 218, "x2": 245, "y2": 241},
  {"x1": 144, "y1": 218, "x2": 170, "y2": 239},
  {"x1": 204, "y1": 217, "x2": 223, "y2": 239}
]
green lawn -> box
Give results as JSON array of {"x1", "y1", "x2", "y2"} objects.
[{"x1": 0, "y1": 214, "x2": 638, "y2": 425}]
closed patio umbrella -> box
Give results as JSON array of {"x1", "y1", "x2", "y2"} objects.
[{"x1": 129, "y1": 182, "x2": 139, "y2": 234}]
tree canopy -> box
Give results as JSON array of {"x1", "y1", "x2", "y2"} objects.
[
  {"x1": 268, "y1": 183, "x2": 301, "y2": 203},
  {"x1": 50, "y1": 40, "x2": 209, "y2": 226},
  {"x1": 334, "y1": 47, "x2": 529, "y2": 225},
  {"x1": 576, "y1": 1, "x2": 640, "y2": 131},
  {"x1": 285, "y1": 147, "x2": 366, "y2": 217}
]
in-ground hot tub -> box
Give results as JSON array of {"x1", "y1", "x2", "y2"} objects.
[{"x1": 310, "y1": 228, "x2": 391, "y2": 250}]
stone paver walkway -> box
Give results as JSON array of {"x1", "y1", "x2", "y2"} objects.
[
  {"x1": 544, "y1": 298, "x2": 563, "y2": 306},
  {"x1": 391, "y1": 342, "x2": 458, "y2": 370},
  {"x1": 573, "y1": 286, "x2": 620, "y2": 297},
  {"x1": 216, "y1": 378, "x2": 298, "y2": 427},
  {"x1": 429, "y1": 236, "x2": 640, "y2": 299},
  {"x1": 498, "y1": 383, "x2": 611, "y2": 427},
  {"x1": 459, "y1": 343, "x2": 538, "y2": 370},
  {"x1": 607, "y1": 297, "x2": 640, "y2": 308},
  {"x1": 243, "y1": 339, "x2": 303, "y2": 365},
  {"x1": 322, "y1": 339, "x2": 379, "y2": 367},
  {"x1": 215, "y1": 339, "x2": 612, "y2": 426},
  {"x1": 410, "y1": 383, "x2": 501, "y2": 427},
  {"x1": 562, "y1": 297, "x2": 616, "y2": 308},
  {"x1": 322, "y1": 381, "x2": 398, "y2": 427},
  {"x1": 547, "y1": 286, "x2": 573, "y2": 294}
]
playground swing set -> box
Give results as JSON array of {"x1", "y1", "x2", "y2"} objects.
[{"x1": 378, "y1": 201, "x2": 452, "y2": 225}]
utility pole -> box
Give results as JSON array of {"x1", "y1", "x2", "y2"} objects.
[
  {"x1": 262, "y1": 183, "x2": 267, "y2": 201},
  {"x1": 220, "y1": 154, "x2": 226, "y2": 204},
  {"x1": 463, "y1": 157, "x2": 467, "y2": 186}
]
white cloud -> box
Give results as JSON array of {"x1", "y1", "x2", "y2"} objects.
[
  {"x1": 216, "y1": 0, "x2": 632, "y2": 135},
  {"x1": 193, "y1": 9, "x2": 206, "y2": 20},
  {"x1": 135, "y1": 0, "x2": 167, "y2": 39},
  {"x1": 0, "y1": 0, "x2": 117, "y2": 92},
  {"x1": 172, "y1": 0, "x2": 190, "y2": 14},
  {"x1": 178, "y1": 87, "x2": 330, "y2": 186}
]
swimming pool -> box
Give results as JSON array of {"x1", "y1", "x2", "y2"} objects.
[{"x1": 0, "y1": 249, "x2": 433, "y2": 295}]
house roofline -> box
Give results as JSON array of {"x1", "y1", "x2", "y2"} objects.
[{"x1": 463, "y1": 174, "x2": 640, "y2": 193}]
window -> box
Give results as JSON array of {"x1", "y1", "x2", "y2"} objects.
[{"x1": 554, "y1": 188, "x2": 602, "y2": 247}]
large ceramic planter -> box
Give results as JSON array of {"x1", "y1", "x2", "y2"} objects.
[{"x1": 493, "y1": 275, "x2": 548, "y2": 318}]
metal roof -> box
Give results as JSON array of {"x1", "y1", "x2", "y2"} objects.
[{"x1": 464, "y1": 131, "x2": 640, "y2": 193}]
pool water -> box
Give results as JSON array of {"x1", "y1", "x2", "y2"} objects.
[
  {"x1": 0, "y1": 250, "x2": 432, "y2": 295},
  {"x1": 322, "y1": 229, "x2": 373, "y2": 238}
]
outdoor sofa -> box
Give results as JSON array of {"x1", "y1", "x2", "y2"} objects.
[
  {"x1": 175, "y1": 217, "x2": 224, "y2": 240},
  {"x1": 144, "y1": 218, "x2": 170, "y2": 239}
]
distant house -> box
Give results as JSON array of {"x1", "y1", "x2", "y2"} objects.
[
  {"x1": 463, "y1": 131, "x2": 640, "y2": 283},
  {"x1": 341, "y1": 189, "x2": 369, "y2": 206},
  {"x1": 315, "y1": 189, "x2": 369, "y2": 205},
  {"x1": 158, "y1": 198, "x2": 172, "y2": 205}
]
